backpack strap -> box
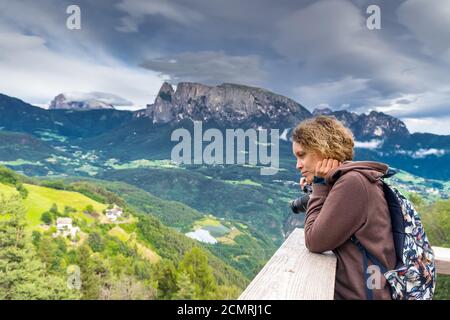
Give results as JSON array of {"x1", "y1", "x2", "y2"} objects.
[
  {"x1": 381, "y1": 167, "x2": 398, "y2": 179},
  {"x1": 350, "y1": 235, "x2": 388, "y2": 300}
]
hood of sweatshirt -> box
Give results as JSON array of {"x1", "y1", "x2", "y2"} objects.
[{"x1": 325, "y1": 161, "x2": 390, "y2": 185}]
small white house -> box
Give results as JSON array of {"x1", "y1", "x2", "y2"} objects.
[
  {"x1": 105, "y1": 205, "x2": 123, "y2": 222},
  {"x1": 53, "y1": 217, "x2": 80, "y2": 240}
]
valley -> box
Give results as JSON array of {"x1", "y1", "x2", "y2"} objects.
[{"x1": 1, "y1": 82, "x2": 449, "y2": 299}]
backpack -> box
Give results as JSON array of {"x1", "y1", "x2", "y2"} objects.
[{"x1": 350, "y1": 168, "x2": 436, "y2": 300}]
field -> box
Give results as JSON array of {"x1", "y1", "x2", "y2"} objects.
[{"x1": 0, "y1": 182, "x2": 107, "y2": 228}]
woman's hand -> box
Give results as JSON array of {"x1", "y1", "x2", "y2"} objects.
[
  {"x1": 300, "y1": 177, "x2": 308, "y2": 190},
  {"x1": 315, "y1": 159, "x2": 342, "y2": 178}
]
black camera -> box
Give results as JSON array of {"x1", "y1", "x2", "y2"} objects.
[{"x1": 290, "y1": 184, "x2": 313, "y2": 214}]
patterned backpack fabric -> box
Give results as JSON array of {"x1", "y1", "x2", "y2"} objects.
[{"x1": 351, "y1": 168, "x2": 436, "y2": 300}]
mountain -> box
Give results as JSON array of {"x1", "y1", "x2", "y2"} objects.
[
  {"x1": 312, "y1": 107, "x2": 409, "y2": 140},
  {"x1": 2, "y1": 84, "x2": 450, "y2": 180},
  {"x1": 1, "y1": 85, "x2": 450, "y2": 299},
  {"x1": 0, "y1": 93, "x2": 132, "y2": 138},
  {"x1": 142, "y1": 82, "x2": 312, "y2": 128},
  {"x1": 0, "y1": 131, "x2": 62, "y2": 161},
  {"x1": 49, "y1": 93, "x2": 115, "y2": 110},
  {"x1": 305, "y1": 107, "x2": 450, "y2": 180}
]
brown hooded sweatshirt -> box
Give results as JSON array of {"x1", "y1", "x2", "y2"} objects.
[{"x1": 304, "y1": 161, "x2": 397, "y2": 300}]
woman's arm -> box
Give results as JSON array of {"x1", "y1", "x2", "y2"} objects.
[{"x1": 304, "y1": 171, "x2": 368, "y2": 253}]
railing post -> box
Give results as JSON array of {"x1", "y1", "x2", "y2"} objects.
[
  {"x1": 238, "y1": 228, "x2": 450, "y2": 300},
  {"x1": 433, "y1": 246, "x2": 450, "y2": 275},
  {"x1": 239, "y1": 228, "x2": 337, "y2": 300}
]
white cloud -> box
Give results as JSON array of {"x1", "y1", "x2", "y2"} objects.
[
  {"x1": 373, "y1": 89, "x2": 450, "y2": 118},
  {"x1": 401, "y1": 116, "x2": 450, "y2": 136},
  {"x1": 395, "y1": 148, "x2": 447, "y2": 158},
  {"x1": 354, "y1": 139, "x2": 383, "y2": 149},
  {"x1": 0, "y1": 29, "x2": 163, "y2": 109},
  {"x1": 0, "y1": 0, "x2": 167, "y2": 109},
  {"x1": 63, "y1": 92, "x2": 133, "y2": 107},
  {"x1": 412, "y1": 148, "x2": 446, "y2": 158},
  {"x1": 293, "y1": 76, "x2": 371, "y2": 110}
]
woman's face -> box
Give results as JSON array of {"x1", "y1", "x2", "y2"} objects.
[{"x1": 292, "y1": 141, "x2": 325, "y2": 184}]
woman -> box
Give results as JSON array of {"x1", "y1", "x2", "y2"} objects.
[{"x1": 292, "y1": 115, "x2": 396, "y2": 300}]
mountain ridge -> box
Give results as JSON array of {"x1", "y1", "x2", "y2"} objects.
[
  {"x1": 142, "y1": 81, "x2": 312, "y2": 128},
  {"x1": 1, "y1": 83, "x2": 450, "y2": 180}
]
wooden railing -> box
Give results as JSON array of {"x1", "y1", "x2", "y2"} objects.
[{"x1": 238, "y1": 228, "x2": 450, "y2": 300}]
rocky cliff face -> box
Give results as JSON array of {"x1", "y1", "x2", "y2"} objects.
[
  {"x1": 142, "y1": 81, "x2": 410, "y2": 140},
  {"x1": 312, "y1": 107, "x2": 410, "y2": 140},
  {"x1": 143, "y1": 82, "x2": 312, "y2": 128}
]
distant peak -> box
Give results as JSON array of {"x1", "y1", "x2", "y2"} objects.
[
  {"x1": 49, "y1": 92, "x2": 116, "y2": 110},
  {"x1": 312, "y1": 107, "x2": 333, "y2": 116}
]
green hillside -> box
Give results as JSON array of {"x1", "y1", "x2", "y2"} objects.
[
  {"x1": 27, "y1": 184, "x2": 105, "y2": 227},
  {"x1": 48, "y1": 176, "x2": 276, "y2": 279},
  {"x1": 0, "y1": 166, "x2": 247, "y2": 300},
  {"x1": 0, "y1": 182, "x2": 105, "y2": 227}
]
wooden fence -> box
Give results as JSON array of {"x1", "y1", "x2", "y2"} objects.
[{"x1": 239, "y1": 228, "x2": 450, "y2": 300}]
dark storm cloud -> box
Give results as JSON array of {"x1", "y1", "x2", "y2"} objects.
[
  {"x1": 1, "y1": 0, "x2": 450, "y2": 133},
  {"x1": 140, "y1": 51, "x2": 266, "y2": 86}
]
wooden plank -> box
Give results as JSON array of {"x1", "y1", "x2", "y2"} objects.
[
  {"x1": 433, "y1": 246, "x2": 450, "y2": 275},
  {"x1": 238, "y1": 228, "x2": 336, "y2": 300},
  {"x1": 238, "y1": 229, "x2": 450, "y2": 300}
]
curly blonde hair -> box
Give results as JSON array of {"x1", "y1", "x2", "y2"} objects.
[{"x1": 292, "y1": 115, "x2": 355, "y2": 161}]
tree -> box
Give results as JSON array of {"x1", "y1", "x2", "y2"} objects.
[
  {"x1": 214, "y1": 285, "x2": 241, "y2": 300},
  {"x1": 37, "y1": 235, "x2": 67, "y2": 273},
  {"x1": 133, "y1": 260, "x2": 152, "y2": 281},
  {"x1": 88, "y1": 232, "x2": 105, "y2": 253},
  {"x1": 77, "y1": 245, "x2": 101, "y2": 299},
  {"x1": 0, "y1": 195, "x2": 77, "y2": 299},
  {"x1": 408, "y1": 192, "x2": 424, "y2": 209},
  {"x1": 179, "y1": 247, "x2": 217, "y2": 299},
  {"x1": 103, "y1": 276, "x2": 156, "y2": 300},
  {"x1": 50, "y1": 203, "x2": 59, "y2": 216},
  {"x1": 85, "y1": 205, "x2": 94, "y2": 213},
  {"x1": 155, "y1": 260, "x2": 178, "y2": 299},
  {"x1": 173, "y1": 271, "x2": 196, "y2": 300},
  {"x1": 31, "y1": 231, "x2": 42, "y2": 248},
  {"x1": 40, "y1": 211, "x2": 53, "y2": 225},
  {"x1": 422, "y1": 199, "x2": 450, "y2": 248},
  {"x1": 0, "y1": 166, "x2": 19, "y2": 185},
  {"x1": 16, "y1": 184, "x2": 28, "y2": 199},
  {"x1": 38, "y1": 236, "x2": 57, "y2": 270},
  {"x1": 420, "y1": 198, "x2": 450, "y2": 300},
  {"x1": 64, "y1": 206, "x2": 76, "y2": 216}
]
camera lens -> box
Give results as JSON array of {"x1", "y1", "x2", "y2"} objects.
[
  {"x1": 290, "y1": 184, "x2": 312, "y2": 214},
  {"x1": 290, "y1": 194, "x2": 310, "y2": 214}
]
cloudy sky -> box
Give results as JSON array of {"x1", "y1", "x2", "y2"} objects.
[{"x1": 0, "y1": 0, "x2": 449, "y2": 134}]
